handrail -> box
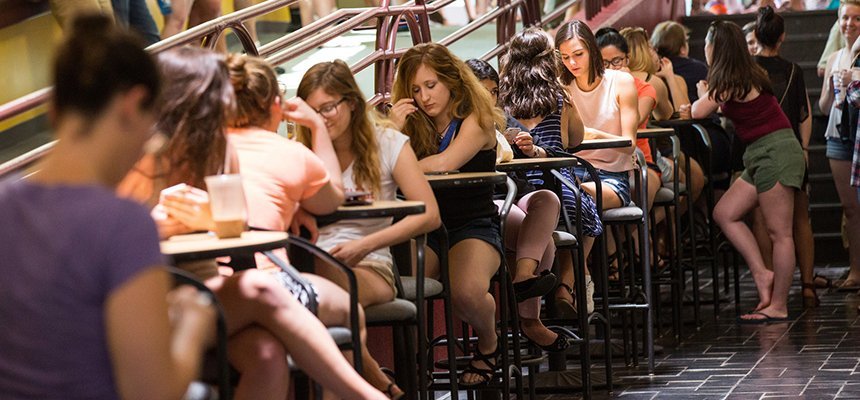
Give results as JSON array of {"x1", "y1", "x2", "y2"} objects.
[{"x1": 0, "y1": 0, "x2": 577, "y2": 178}]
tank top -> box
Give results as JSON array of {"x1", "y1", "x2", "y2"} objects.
[
  {"x1": 721, "y1": 93, "x2": 792, "y2": 144},
  {"x1": 825, "y1": 49, "x2": 847, "y2": 140},
  {"x1": 568, "y1": 69, "x2": 634, "y2": 172},
  {"x1": 434, "y1": 118, "x2": 498, "y2": 228}
]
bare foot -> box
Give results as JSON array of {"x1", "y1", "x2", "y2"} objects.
[
  {"x1": 521, "y1": 319, "x2": 559, "y2": 348},
  {"x1": 750, "y1": 269, "x2": 774, "y2": 312}
]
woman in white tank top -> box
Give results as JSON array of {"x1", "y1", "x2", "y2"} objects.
[{"x1": 819, "y1": 1, "x2": 860, "y2": 289}]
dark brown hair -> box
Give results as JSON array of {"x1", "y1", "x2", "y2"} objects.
[
  {"x1": 555, "y1": 20, "x2": 604, "y2": 86},
  {"x1": 755, "y1": 6, "x2": 784, "y2": 49},
  {"x1": 296, "y1": 60, "x2": 382, "y2": 195},
  {"x1": 52, "y1": 13, "x2": 159, "y2": 122},
  {"x1": 226, "y1": 54, "x2": 279, "y2": 128},
  {"x1": 705, "y1": 20, "x2": 772, "y2": 103},
  {"x1": 499, "y1": 27, "x2": 568, "y2": 119},
  {"x1": 156, "y1": 47, "x2": 234, "y2": 188}
]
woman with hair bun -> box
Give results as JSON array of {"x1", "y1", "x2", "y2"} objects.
[
  {"x1": 120, "y1": 46, "x2": 387, "y2": 399},
  {"x1": 751, "y1": 5, "x2": 820, "y2": 306},
  {"x1": 0, "y1": 14, "x2": 214, "y2": 399}
]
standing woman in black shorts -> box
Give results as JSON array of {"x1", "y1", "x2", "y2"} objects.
[
  {"x1": 692, "y1": 21, "x2": 805, "y2": 323},
  {"x1": 751, "y1": 6, "x2": 820, "y2": 307},
  {"x1": 390, "y1": 43, "x2": 505, "y2": 387}
]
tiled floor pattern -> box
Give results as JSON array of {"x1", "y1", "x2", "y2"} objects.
[{"x1": 511, "y1": 265, "x2": 860, "y2": 400}]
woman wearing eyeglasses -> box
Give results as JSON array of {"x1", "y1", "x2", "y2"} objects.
[{"x1": 295, "y1": 60, "x2": 440, "y2": 312}]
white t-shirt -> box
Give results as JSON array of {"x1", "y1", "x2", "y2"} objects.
[{"x1": 316, "y1": 127, "x2": 410, "y2": 266}]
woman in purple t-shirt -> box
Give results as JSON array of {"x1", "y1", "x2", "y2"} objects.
[{"x1": 0, "y1": 14, "x2": 214, "y2": 399}]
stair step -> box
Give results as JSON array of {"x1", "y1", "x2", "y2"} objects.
[
  {"x1": 814, "y1": 232, "x2": 849, "y2": 263},
  {"x1": 809, "y1": 203, "x2": 844, "y2": 233}
]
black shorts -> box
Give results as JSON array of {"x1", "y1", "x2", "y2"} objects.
[{"x1": 427, "y1": 216, "x2": 504, "y2": 260}]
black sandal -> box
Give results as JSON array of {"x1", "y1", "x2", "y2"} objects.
[
  {"x1": 521, "y1": 324, "x2": 570, "y2": 353},
  {"x1": 513, "y1": 270, "x2": 557, "y2": 303},
  {"x1": 460, "y1": 343, "x2": 499, "y2": 387}
]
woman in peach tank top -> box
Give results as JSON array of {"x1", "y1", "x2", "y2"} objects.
[{"x1": 555, "y1": 20, "x2": 640, "y2": 211}]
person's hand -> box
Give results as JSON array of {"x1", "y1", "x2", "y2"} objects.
[
  {"x1": 678, "y1": 104, "x2": 692, "y2": 120},
  {"x1": 696, "y1": 80, "x2": 709, "y2": 100},
  {"x1": 329, "y1": 239, "x2": 373, "y2": 267},
  {"x1": 289, "y1": 207, "x2": 319, "y2": 243},
  {"x1": 166, "y1": 285, "x2": 216, "y2": 345},
  {"x1": 283, "y1": 97, "x2": 325, "y2": 131},
  {"x1": 162, "y1": 191, "x2": 213, "y2": 233},
  {"x1": 834, "y1": 69, "x2": 853, "y2": 89},
  {"x1": 513, "y1": 131, "x2": 538, "y2": 157},
  {"x1": 655, "y1": 57, "x2": 675, "y2": 78},
  {"x1": 154, "y1": 215, "x2": 194, "y2": 239},
  {"x1": 388, "y1": 98, "x2": 418, "y2": 130}
]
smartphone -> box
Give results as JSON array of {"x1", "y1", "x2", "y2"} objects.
[
  {"x1": 503, "y1": 127, "x2": 520, "y2": 144},
  {"x1": 344, "y1": 190, "x2": 372, "y2": 206}
]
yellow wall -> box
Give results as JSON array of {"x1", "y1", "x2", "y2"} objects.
[
  {"x1": 0, "y1": 0, "x2": 292, "y2": 131},
  {"x1": 0, "y1": 14, "x2": 62, "y2": 130}
]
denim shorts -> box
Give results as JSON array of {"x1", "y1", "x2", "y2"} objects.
[
  {"x1": 571, "y1": 166, "x2": 632, "y2": 207},
  {"x1": 826, "y1": 137, "x2": 854, "y2": 161}
]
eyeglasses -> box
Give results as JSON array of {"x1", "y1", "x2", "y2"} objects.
[
  {"x1": 313, "y1": 98, "x2": 347, "y2": 118},
  {"x1": 603, "y1": 56, "x2": 627, "y2": 68}
]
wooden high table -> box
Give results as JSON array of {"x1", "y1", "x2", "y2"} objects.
[
  {"x1": 317, "y1": 200, "x2": 425, "y2": 225},
  {"x1": 424, "y1": 171, "x2": 507, "y2": 188},
  {"x1": 570, "y1": 137, "x2": 632, "y2": 151},
  {"x1": 161, "y1": 230, "x2": 289, "y2": 264}
]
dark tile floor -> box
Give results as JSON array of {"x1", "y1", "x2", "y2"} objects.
[{"x1": 523, "y1": 265, "x2": 860, "y2": 400}]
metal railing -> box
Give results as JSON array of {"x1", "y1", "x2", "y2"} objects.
[
  {"x1": 0, "y1": 0, "x2": 580, "y2": 177},
  {"x1": 585, "y1": 0, "x2": 615, "y2": 20}
]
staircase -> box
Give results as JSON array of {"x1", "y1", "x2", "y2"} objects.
[{"x1": 683, "y1": 10, "x2": 847, "y2": 264}]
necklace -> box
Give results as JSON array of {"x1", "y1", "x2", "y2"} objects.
[{"x1": 436, "y1": 119, "x2": 452, "y2": 139}]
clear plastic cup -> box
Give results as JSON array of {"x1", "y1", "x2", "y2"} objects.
[{"x1": 204, "y1": 174, "x2": 247, "y2": 238}]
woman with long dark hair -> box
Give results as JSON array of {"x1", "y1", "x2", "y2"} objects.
[
  {"x1": 692, "y1": 21, "x2": 805, "y2": 322},
  {"x1": 497, "y1": 27, "x2": 585, "y2": 348}
]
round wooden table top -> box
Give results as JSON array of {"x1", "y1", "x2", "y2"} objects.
[{"x1": 160, "y1": 230, "x2": 288, "y2": 261}]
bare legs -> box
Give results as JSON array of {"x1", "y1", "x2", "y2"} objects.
[
  {"x1": 752, "y1": 189, "x2": 815, "y2": 301},
  {"x1": 714, "y1": 180, "x2": 795, "y2": 320},
  {"x1": 206, "y1": 270, "x2": 385, "y2": 399},
  {"x1": 830, "y1": 160, "x2": 860, "y2": 287},
  {"x1": 424, "y1": 238, "x2": 500, "y2": 385}
]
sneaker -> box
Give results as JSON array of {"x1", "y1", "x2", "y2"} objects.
[{"x1": 585, "y1": 276, "x2": 594, "y2": 314}]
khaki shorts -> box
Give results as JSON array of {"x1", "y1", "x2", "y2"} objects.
[
  {"x1": 740, "y1": 129, "x2": 805, "y2": 193},
  {"x1": 358, "y1": 258, "x2": 398, "y2": 297}
]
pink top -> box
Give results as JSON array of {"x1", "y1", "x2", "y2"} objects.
[
  {"x1": 228, "y1": 127, "x2": 329, "y2": 231},
  {"x1": 568, "y1": 69, "x2": 634, "y2": 172}
]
